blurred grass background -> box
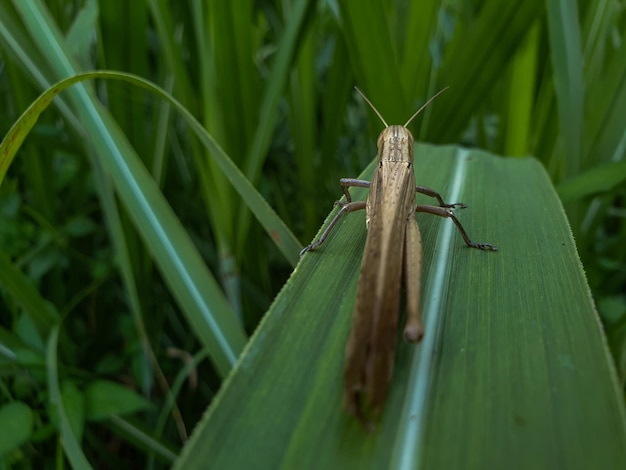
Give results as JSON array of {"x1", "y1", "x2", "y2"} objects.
[{"x1": 0, "y1": 0, "x2": 624, "y2": 467}]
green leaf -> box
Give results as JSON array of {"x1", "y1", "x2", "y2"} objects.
[
  {"x1": 174, "y1": 145, "x2": 626, "y2": 469},
  {"x1": 0, "y1": 401, "x2": 33, "y2": 457},
  {"x1": 85, "y1": 380, "x2": 152, "y2": 421}
]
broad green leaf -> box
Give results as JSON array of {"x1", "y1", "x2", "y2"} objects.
[
  {"x1": 175, "y1": 145, "x2": 626, "y2": 469},
  {"x1": 0, "y1": 401, "x2": 33, "y2": 457},
  {"x1": 84, "y1": 380, "x2": 152, "y2": 421}
]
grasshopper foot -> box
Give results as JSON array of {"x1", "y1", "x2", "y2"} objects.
[{"x1": 469, "y1": 242, "x2": 498, "y2": 251}]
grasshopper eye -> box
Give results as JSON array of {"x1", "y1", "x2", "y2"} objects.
[{"x1": 405, "y1": 130, "x2": 414, "y2": 146}]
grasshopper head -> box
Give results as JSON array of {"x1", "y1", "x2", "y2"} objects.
[{"x1": 377, "y1": 125, "x2": 414, "y2": 163}]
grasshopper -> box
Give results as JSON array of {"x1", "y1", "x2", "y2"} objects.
[{"x1": 300, "y1": 87, "x2": 497, "y2": 425}]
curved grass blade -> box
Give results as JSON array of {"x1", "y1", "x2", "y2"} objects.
[
  {"x1": 46, "y1": 324, "x2": 93, "y2": 470},
  {"x1": 0, "y1": 70, "x2": 245, "y2": 376},
  {"x1": 0, "y1": 70, "x2": 302, "y2": 263}
]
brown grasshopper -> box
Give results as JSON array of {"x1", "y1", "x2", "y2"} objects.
[{"x1": 300, "y1": 87, "x2": 497, "y2": 425}]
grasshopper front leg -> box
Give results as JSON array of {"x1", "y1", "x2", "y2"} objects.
[
  {"x1": 300, "y1": 178, "x2": 371, "y2": 257},
  {"x1": 299, "y1": 201, "x2": 367, "y2": 256},
  {"x1": 340, "y1": 178, "x2": 370, "y2": 202}
]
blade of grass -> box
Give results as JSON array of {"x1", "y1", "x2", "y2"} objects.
[
  {"x1": 557, "y1": 160, "x2": 626, "y2": 203},
  {"x1": 237, "y1": 0, "x2": 314, "y2": 252},
  {"x1": 545, "y1": 0, "x2": 585, "y2": 178},
  {"x1": 242, "y1": 0, "x2": 313, "y2": 181},
  {"x1": 189, "y1": 0, "x2": 236, "y2": 255},
  {"x1": 429, "y1": 1, "x2": 544, "y2": 142},
  {"x1": 582, "y1": 37, "x2": 626, "y2": 165},
  {"x1": 91, "y1": 158, "x2": 189, "y2": 440},
  {"x1": 46, "y1": 324, "x2": 93, "y2": 469},
  {"x1": 151, "y1": 0, "x2": 243, "y2": 315},
  {"x1": 581, "y1": 0, "x2": 619, "y2": 86},
  {"x1": 99, "y1": 0, "x2": 150, "y2": 158},
  {"x1": 107, "y1": 415, "x2": 178, "y2": 464},
  {"x1": 318, "y1": 31, "x2": 352, "y2": 177},
  {"x1": 504, "y1": 23, "x2": 539, "y2": 157},
  {"x1": 401, "y1": 0, "x2": 441, "y2": 99},
  {"x1": 338, "y1": 1, "x2": 406, "y2": 122},
  {"x1": 288, "y1": 23, "x2": 317, "y2": 237}
]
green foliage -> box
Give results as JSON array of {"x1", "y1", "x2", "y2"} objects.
[{"x1": 0, "y1": 0, "x2": 624, "y2": 467}]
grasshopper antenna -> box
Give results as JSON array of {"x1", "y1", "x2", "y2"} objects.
[
  {"x1": 354, "y1": 86, "x2": 388, "y2": 128},
  {"x1": 404, "y1": 87, "x2": 449, "y2": 128}
]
